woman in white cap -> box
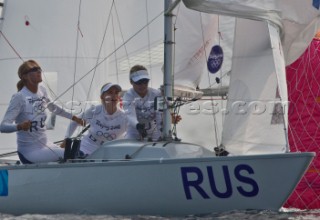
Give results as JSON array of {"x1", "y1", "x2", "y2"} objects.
[
  {"x1": 63, "y1": 82, "x2": 127, "y2": 156},
  {"x1": 122, "y1": 65, "x2": 162, "y2": 141},
  {"x1": 0, "y1": 60, "x2": 83, "y2": 164}
]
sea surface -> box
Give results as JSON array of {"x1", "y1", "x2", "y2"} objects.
[{"x1": 0, "y1": 209, "x2": 319, "y2": 220}]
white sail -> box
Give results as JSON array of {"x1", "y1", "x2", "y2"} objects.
[
  {"x1": 183, "y1": 0, "x2": 320, "y2": 155},
  {"x1": 221, "y1": 19, "x2": 288, "y2": 155},
  {"x1": 172, "y1": 3, "x2": 217, "y2": 98},
  {"x1": 0, "y1": 0, "x2": 166, "y2": 147},
  {"x1": 0, "y1": 0, "x2": 228, "y2": 148},
  {"x1": 183, "y1": 0, "x2": 320, "y2": 65},
  {"x1": 0, "y1": 0, "x2": 165, "y2": 101}
]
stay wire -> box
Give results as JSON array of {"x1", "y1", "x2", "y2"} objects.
[
  {"x1": 171, "y1": 98, "x2": 181, "y2": 140},
  {"x1": 50, "y1": 10, "x2": 164, "y2": 107},
  {"x1": 31, "y1": 0, "x2": 85, "y2": 158},
  {"x1": 145, "y1": 0, "x2": 153, "y2": 87},
  {"x1": 27, "y1": 8, "x2": 164, "y2": 124},
  {"x1": 80, "y1": 0, "x2": 115, "y2": 131},
  {"x1": 19, "y1": 0, "x2": 85, "y2": 159},
  {"x1": 200, "y1": 13, "x2": 220, "y2": 148},
  {"x1": 111, "y1": 8, "x2": 120, "y2": 83},
  {"x1": 70, "y1": 0, "x2": 82, "y2": 118},
  {"x1": 0, "y1": 31, "x2": 24, "y2": 62},
  {"x1": 5, "y1": 6, "x2": 164, "y2": 158},
  {"x1": 113, "y1": 2, "x2": 131, "y2": 71}
]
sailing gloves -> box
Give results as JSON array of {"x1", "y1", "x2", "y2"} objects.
[{"x1": 136, "y1": 123, "x2": 147, "y2": 138}]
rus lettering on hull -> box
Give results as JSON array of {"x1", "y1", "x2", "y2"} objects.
[{"x1": 181, "y1": 164, "x2": 259, "y2": 200}]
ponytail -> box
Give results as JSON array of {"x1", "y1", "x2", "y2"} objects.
[{"x1": 17, "y1": 80, "x2": 25, "y2": 91}]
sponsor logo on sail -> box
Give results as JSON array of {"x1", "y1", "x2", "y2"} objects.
[{"x1": 207, "y1": 45, "x2": 223, "y2": 74}]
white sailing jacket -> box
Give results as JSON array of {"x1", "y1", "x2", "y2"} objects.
[
  {"x1": 0, "y1": 85, "x2": 73, "y2": 161},
  {"x1": 65, "y1": 104, "x2": 127, "y2": 155},
  {"x1": 122, "y1": 88, "x2": 162, "y2": 141}
]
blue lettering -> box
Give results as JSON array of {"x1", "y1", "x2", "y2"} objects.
[
  {"x1": 207, "y1": 166, "x2": 232, "y2": 198},
  {"x1": 181, "y1": 164, "x2": 259, "y2": 200},
  {"x1": 313, "y1": 0, "x2": 320, "y2": 10},
  {"x1": 181, "y1": 167, "x2": 210, "y2": 200},
  {"x1": 235, "y1": 164, "x2": 259, "y2": 197}
]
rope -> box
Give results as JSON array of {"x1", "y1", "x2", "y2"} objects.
[
  {"x1": 1, "y1": 3, "x2": 164, "y2": 160},
  {"x1": 200, "y1": 14, "x2": 222, "y2": 149},
  {"x1": 111, "y1": 8, "x2": 120, "y2": 83},
  {"x1": 80, "y1": 0, "x2": 115, "y2": 127},
  {"x1": 0, "y1": 31, "x2": 24, "y2": 61},
  {"x1": 145, "y1": 0, "x2": 153, "y2": 87},
  {"x1": 113, "y1": 3, "x2": 131, "y2": 71}
]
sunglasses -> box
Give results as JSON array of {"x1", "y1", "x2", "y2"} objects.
[
  {"x1": 134, "y1": 79, "x2": 149, "y2": 85},
  {"x1": 27, "y1": 67, "x2": 42, "y2": 74}
]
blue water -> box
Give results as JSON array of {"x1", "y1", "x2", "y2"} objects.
[{"x1": 1, "y1": 209, "x2": 319, "y2": 220}]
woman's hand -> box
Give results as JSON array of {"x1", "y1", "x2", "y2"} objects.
[
  {"x1": 171, "y1": 113, "x2": 182, "y2": 124},
  {"x1": 72, "y1": 116, "x2": 86, "y2": 126},
  {"x1": 60, "y1": 140, "x2": 66, "y2": 148},
  {"x1": 17, "y1": 120, "x2": 31, "y2": 131}
]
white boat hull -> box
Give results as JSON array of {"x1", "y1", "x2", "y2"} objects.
[{"x1": 0, "y1": 151, "x2": 314, "y2": 216}]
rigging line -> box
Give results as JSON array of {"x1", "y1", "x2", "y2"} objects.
[
  {"x1": 113, "y1": 2, "x2": 131, "y2": 70},
  {"x1": 145, "y1": 0, "x2": 153, "y2": 87},
  {"x1": 41, "y1": 73, "x2": 59, "y2": 102},
  {"x1": 0, "y1": 31, "x2": 24, "y2": 62},
  {"x1": 51, "y1": 10, "x2": 165, "y2": 103},
  {"x1": 82, "y1": 0, "x2": 115, "y2": 117},
  {"x1": 111, "y1": 11, "x2": 119, "y2": 83},
  {"x1": 171, "y1": 3, "x2": 180, "y2": 99},
  {"x1": 172, "y1": 0, "x2": 180, "y2": 26},
  {"x1": 200, "y1": 13, "x2": 220, "y2": 148},
  {"x1": 171, "y1": 98, "x2": 181, "y2": 139},
  {"x1": 18, "y1": 117, "x2": 64, "y2": 158},
  {"x1": 70, "y1": 0, "x2": 83, "y2": 117},
  {"x1": 54, "y1": 124, "x2": 90, "y2": 144},
  {"x1": 29, "y1": 10, "x2": 164, "y2": 120},
  {"x1": 22, "y1": 0, "x2": 84, "y2": 157}
]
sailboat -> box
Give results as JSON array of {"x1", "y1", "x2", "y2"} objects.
[{"x1": 0, "y1": 0, "x2": 317, "y2": 216}]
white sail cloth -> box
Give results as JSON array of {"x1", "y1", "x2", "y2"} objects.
[
  {"x1": 183, "y1": 0, "x2": 320, "y2": 155},
  {"x1": 221, "y1": 19, "x2": 289, "y2": 155},
  {"x1": 0, "y1": 0, "x2": 218, "y2": 147},
  {"x1": 183, "y1": 0, "x2": 320, "y2": 65}
]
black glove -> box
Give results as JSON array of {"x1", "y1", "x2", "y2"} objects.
[{"x1": 136, "y1": 123, "x2": 147, "y2": 138}]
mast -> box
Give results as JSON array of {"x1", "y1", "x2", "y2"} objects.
[{"x1": 163, "y1": 0, "x2": 180, "y2": 140}]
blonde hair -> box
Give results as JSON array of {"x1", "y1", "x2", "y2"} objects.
[{"x1": 17, "y1": 60, "x2": 40, "y2": 91}]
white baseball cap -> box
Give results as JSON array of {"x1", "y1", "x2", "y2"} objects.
[
  {"x1": 130, "y1": 70, "x2": 150, "y2": 82},
  {"x1": 100, "y1": 83, "x2": 122, "y2": 95}
]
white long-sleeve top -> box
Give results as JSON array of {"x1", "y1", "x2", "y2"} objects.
[
  {"x1": 122, "y1": 87, "x2": 162, "y2": 140},
  {"x1": 65, "y1": 104, "x2": 127, "y2": 155},
  {"x1": 0, "y1": 85, "x2": 73, "y2": 160}
]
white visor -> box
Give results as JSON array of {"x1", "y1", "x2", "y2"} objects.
[
  {"x1": 130, "y1": 70, "x2": 150, "y2": 82},
  {"x1": 100, "y1": 83, "x2": 122, "y2": 95}
]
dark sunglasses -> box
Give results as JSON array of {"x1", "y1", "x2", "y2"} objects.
[
  {"x1": 134, "y1": 79, "x2": 149, "y2": 85},
  {"x1": 27, "y1": 67, "x2": 42, "y2": 74}
]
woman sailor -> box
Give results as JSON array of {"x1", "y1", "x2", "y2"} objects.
[
  {"x1": 0, "y1": 60, "x2": 83, "y2": 164},
  {"x1": 62, "y1": 83, "x2": 127, "y2": 156},
  {"x1": 122, "y1": 65, "x2": 162, "y2": 141}
]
